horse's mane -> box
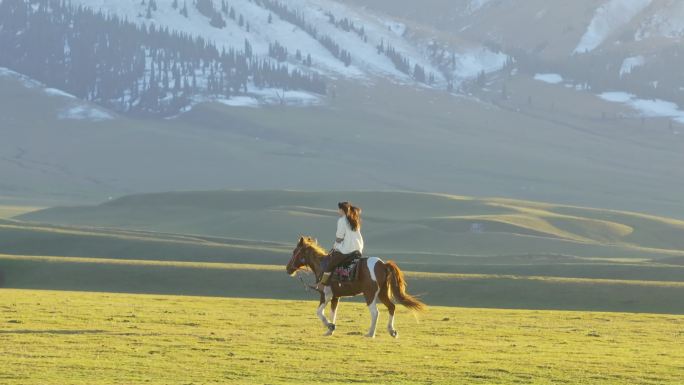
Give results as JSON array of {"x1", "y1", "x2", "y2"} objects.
[{"x1": 302, "y1": 237, "x2": 328, "y2": 258}]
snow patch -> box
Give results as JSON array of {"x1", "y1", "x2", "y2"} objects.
[
  {"x1": 58, "y1": 105, "x2": 114, "y2": 121},
  {"x1": 452, "y1": 48, "x2": 508, "y2": 80},
  {"x1": 0, "y1": 67, "x2": 42, "y2": 88},
  {"x1": 468, "y1": 0, "x2": 493, "y2": 13},
  {"x1": 534, "y1": 73, "x2": 564, "y2": 84},
  {"x1": 599, "y1": 91, "x2": 634, "y2": 103},
  {"x1": 574, "y1": 0, "x2": 652, "y2": 54},
  {"x1": 599, "y1": 92, "x2": 684, "y2": 123},
  {"x1": 535, "y1": 9, "x2": 548, "y2": 19},
  {"x1": 250, "y1": 88, "x2": 322, "y2": 106},
  {"x1": 44, "y1": 88, "x2": 77, "y2": 99},
  {"x1": 217, "y1": 89, "x2": 322, "y2": 107},
  {"x1": 178, "y1": 88, "x2": 322, "y2": 115},
  {"x1": 619, "y1": 56, "x2": 645, "y2": 77},
  {"x1": 383, "y1": 21, "x2": 406, "y2": 37},
  {"x1": 217, "y1": 96, "x2": 260, "y2": 108}
]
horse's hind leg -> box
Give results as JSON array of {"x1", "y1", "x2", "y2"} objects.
[
  {"x1": 365, "y1": 288, "x2": 379, "y2": 338},
  {"x1": 379, "y1": 286, "x2": 398, "y2": 338},
  {"x1": 364, "y1": 262, "x2": 385, "y2": 338}
]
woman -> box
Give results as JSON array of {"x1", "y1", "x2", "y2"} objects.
[{"x1": 317, "y1": 202, "x2": 364, "y2": 290}]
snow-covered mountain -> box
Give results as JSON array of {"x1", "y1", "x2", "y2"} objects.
[
  {"x1": 636, "y1": 0, "x2": 684, "y2": 40},
  {"x1": 573, "y1": 0, "x2": 653, "y2": 54},
  {"x1": 2, "y1": 0, "x2": 684, "y2": 216},
  {"x1": 72, "y1": 0, "x2": 509, "y2": 83},
  {"x1": 4, "y1": 0, "x2": 684, "y2": 112},
  {"x1": 349, "y1": 0, "x2": 684, "y2": 120},
  {"x1": 0, "y1": 0, "x2": 511, "y2": 115}
]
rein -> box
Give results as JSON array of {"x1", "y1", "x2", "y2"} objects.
[{"x1": 296, "y1": 271, "x2": 319, "y2": 294}]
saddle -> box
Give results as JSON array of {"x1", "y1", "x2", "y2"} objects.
[{"x1": 332, "y1": 257, "x2": 365, "y2": 282}]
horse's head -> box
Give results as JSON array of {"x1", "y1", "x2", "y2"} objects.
[{"x1": 286, "y1": 236, "x2": 323, "y2": 276}]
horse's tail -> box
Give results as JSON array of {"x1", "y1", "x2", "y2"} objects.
[{"x1": 385, "y1": 260, "x2": 426, "y2": 313}]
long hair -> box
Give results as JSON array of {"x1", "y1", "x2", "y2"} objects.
[{"x1": 338, "y1": 201, "x2": 361, "y2": 231}]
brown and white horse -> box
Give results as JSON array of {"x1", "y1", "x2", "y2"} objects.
[{"x1": 286, "y1": 236, "x2": 426, "y2": 338}]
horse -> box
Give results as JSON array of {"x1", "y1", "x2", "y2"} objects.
[{"x1": 285, "y1": 236, "x2": 426, "y2": 338}]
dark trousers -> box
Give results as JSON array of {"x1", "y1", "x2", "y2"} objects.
[{"x1": 323, "y1": 250, "x2": 361, "y2": 274}]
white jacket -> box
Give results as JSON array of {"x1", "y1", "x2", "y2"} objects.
[{"x1": 334, "y1": 216, "x2": 364, "y2": 254}]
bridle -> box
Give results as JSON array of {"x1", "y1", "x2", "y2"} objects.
[
  {"x1": 288, "y1": 245, "x2": 319, "y2": 293},
  {"x1": 288, "y1": 246, "x2": 307, "y2": 273}
]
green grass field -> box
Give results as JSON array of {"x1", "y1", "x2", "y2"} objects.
[
  {"x1": 1, "y1": 289, "x2": 683, "y2": 385},
  {"x1": 2, "y1": 192, "x2": 683, "y2": 384}
]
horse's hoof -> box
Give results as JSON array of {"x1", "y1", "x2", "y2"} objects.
[
  {"x1": 389, "y1": 330, "x2": 398, "y2": 338},
  {"x1": 364, "y1": 333, "x2": 376, "y2": 338},
  {"x1": 323, "y1": 323, "x2": 336, "y2": 336}
]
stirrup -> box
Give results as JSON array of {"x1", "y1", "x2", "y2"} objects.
[{"x1": 316, "y1": 273, "x2": 331, "y2": 291}]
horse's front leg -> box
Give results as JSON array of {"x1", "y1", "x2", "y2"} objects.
[
  {"x1": 316, "y1": 287, "x2": 335, "y2": 336},
  {"x1": 324, "y1": 297, "x2": 340, "y2": 336}
]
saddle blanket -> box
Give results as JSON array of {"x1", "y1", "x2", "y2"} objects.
[{"x1": 333, "y1": 257, "x2": 365, "y2": 282}]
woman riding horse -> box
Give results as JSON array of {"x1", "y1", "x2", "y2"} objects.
[
  {"x1": 286, "y1": 236, "x2": 426, "y2": 338},
  {"x1": 316, "y1": 201, "x2": 364, "y2": 291}
]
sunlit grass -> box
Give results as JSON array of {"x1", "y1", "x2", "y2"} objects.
[
  {"x1": 1, "y1": 289, "x2": 683, "y2": 385},
  {"x1": 0, "y1": 205, "x2": 41, "y2": 219}
]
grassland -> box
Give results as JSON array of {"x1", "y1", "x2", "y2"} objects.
[{"x1": 1, "y1": 289, "x2": 683, "y2": 385}]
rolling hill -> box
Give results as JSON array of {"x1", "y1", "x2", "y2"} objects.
[
  {"x1": 17, "y1": 190, "x2": 684, "y2": 261},
  {"x1": 3, "y1": 190, "x2": 684, "y2": 313}
]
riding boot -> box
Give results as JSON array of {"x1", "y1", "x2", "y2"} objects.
[{"x1": 316, "y1": 272, "x2": 331, "y2": 291}]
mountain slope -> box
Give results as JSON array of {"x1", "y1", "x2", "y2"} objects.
[
  {"x1": 2, "y1": 0, "x2": 684, "y2": 218},
  {"x1": 0, "y1": 0, "x2": 328, "y2": 116},
  {"x1": 73, "y1": 0, "x2": 495, "y2": 83},
  {"x1": 349, "y1": 0, "x2": 684, "y2": 109},
  {"x1": 0, "y1": 0, "x2": 511, "y2": 115},
  {"x1": 3, "y1": 0, "x2": 682, "y2": 112},
  {"x1": 3, "y1": 69, "x2": 684, "y2": 217}
]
